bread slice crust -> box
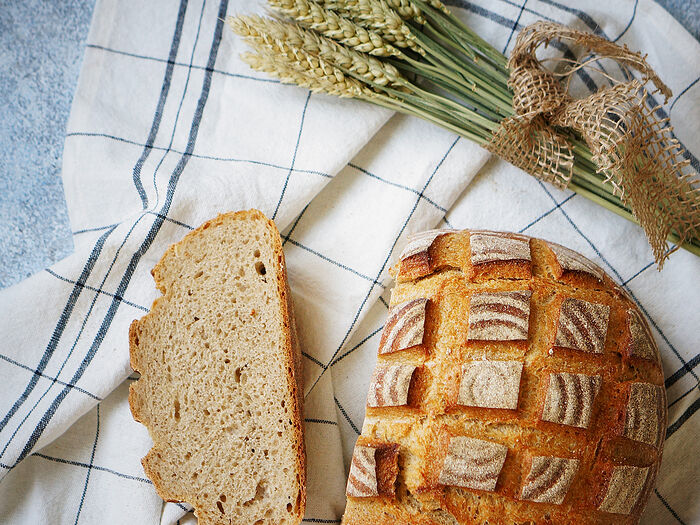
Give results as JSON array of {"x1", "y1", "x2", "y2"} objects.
[{"x1": 129, "y1": 209, "x2": 305, "y2": 525}]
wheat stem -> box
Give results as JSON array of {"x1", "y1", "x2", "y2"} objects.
[{"x1": 412, "y1": 0, "x2": 507, "y2": 69}]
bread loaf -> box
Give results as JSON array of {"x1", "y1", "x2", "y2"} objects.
[
  {"x1": 129, "y1": 210, "x2": 305, "y2": 525},
  {"x1": 342, "y1": 229, "x2": 666, "y2": 525}
]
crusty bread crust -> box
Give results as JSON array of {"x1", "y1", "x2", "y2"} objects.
[
  {"x1": 344, "y1": 230, "x2": 666, "y2": 525},
  {"x1": 129, "y1": 209, "x2": 305, "y2": 524}
]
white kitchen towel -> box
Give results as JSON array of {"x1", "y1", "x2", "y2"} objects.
[{"x1": 0, "y1": 0, "x2": 698, "y2": 524}]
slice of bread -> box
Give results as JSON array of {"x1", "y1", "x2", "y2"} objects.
[{"x1": 129, "y1": 209, "x2": 305, "y2": 525}]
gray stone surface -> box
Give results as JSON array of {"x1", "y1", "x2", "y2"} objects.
[
  {"x1": 0, "y1": 0, "x2": 697, "y2": 288},
  {"x1": 0, "y1": 0, "x2": 94, "y2": 288}
]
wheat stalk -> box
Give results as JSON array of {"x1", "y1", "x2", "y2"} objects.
[
  {"x1": 266, "y1": 0, "x2": 493, "y2": 97},
  {"x1": 229, "y1": 16, "x2": 373, "y2": 98},
  {"x1": 267, "y1": 0, "x2": 401, "y2": 57},
  {"x1": 316, "y1": 0, "x2": 424, "y2": 54},
  {"x1": 383, "y1": 0, "x2": 422, "y2": 20},
  {"x1": 231, "y1": 15, "x2": 404, "y2": 88},
  {"x1": 242, "y1": 52, "x2": 369, "y2": 97}
]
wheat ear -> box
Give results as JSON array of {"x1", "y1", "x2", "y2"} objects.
[
  {"x1": 230, "y1": 16, "x2": 382, "y2": 99},
  {"x1": 316, "y1": 0, "x2": 424, "y2": 54},
  {"x1": 384, "y1": 0, "x2": 423, "y2": 21},
  {"x1": 231, "y1": 15, "x2": 404, "y2": 88},
  {"x1": 267, "y1": 0, "x2": 402, "y2": 57},
  {"x1": 242, "y1": 51, "x2": 371, "y2": 98}
]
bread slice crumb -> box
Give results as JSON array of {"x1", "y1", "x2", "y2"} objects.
[{"x1": 129, "y1": 209, "x2": 305, "y2": 525}]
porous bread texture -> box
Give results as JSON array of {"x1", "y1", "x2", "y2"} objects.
[
  {"x1": 342, "y1": 230, "x2": 666, "y2": 525},
  {"x1": 129, "y1": 210, "x2": 305, "y2": 525}
]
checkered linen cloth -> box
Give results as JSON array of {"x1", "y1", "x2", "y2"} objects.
[{"x1": 0, "y1": 0, "x2": 698, "y2": 523}]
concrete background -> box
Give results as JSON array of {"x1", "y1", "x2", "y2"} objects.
[{"x1": 0, "y1": 0, "x2": 698, "y2": 288}]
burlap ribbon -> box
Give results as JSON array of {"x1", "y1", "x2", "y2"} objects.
[{"x1": 487, "y1": 21, "x2": 700, "y2": 266}]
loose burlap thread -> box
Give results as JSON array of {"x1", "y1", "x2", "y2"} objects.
[{"x1": 487, "y1": 21, "x2": 700, "y2": 266}]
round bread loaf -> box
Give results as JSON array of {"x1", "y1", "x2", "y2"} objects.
[{"x1": 341, "y1": 229, "x2": 666, "y2": 525}]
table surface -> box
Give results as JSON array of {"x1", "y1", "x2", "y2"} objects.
[{"x1": 0, "y1": 0, "x2": 698, "y2": 289}]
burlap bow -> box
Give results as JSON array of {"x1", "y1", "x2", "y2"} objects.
[{"x1": 487, "y1": 21, "x2": 699, "y2": 266}]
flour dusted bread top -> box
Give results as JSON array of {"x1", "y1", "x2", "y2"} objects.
[
  {"x1": 342, "y1": 229, "x2": 666, "y2": 525},
  {"x1": 129, "y1": 210, "x2": 305, "y2": 525}
]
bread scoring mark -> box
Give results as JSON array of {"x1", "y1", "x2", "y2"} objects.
[
  {"x1": 437, "y1": 436, "x2": 508, "y2": 492},
  {"x1": 623, "y1": 382, "x2": 663, "y2": 447},
  {"x1": 597, "y1": 465, "x2": 650, "y2": 515},
  {"x1": 346, "y1": 445, "x2": 378, "y2": 497},
  {"x1": 541, "y1": 372, "x2": 601, "y2": 428},
  {"x1": 468, "y1": 290, "x2": 532, "y2": 341},
  {"x1": 548, "y1": 241, "x2": 605, "y2": 282},
  {"x1": 378, "y1": 298, "x2": 428, "y2": 355},
  {"x1": 554, "y1": 298, "x2": 610, "y2": 354},
  {"x1": 458, "y1": 360, "x2": 523, "y2": 410},
  {"x1": 398, "y1": 229, "x2": 454, "y2": 280},
  {"x1": 374, "y1": 443, "x2": 400, "y2": 497},
  {"x1": 399, "y1": 229, "x2": 454, "y2": 261},
  {"x1": 346, "y1": 442, "x2": 400, "y2": 498},
  {"x1": 469, "y1": 231, "x2": 531, "y2": 266},
  {"x1": 626, "y1": 309, "x2": 658, "y2": 362},
  {"x1": 367, "y1": 365, "x2": 417, "y2": 407},
  {"x1": 520, "y1": 456, "x2": 580, "y2": 504}
]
